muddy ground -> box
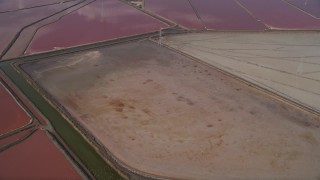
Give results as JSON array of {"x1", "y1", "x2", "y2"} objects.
[{"x1": 22, "y1": 40, "x2": 320, "y2": 179}]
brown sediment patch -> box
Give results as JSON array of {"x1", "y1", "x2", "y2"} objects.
[{"x1": 109, "y1": 99, "x2": 126, "y2": 112}]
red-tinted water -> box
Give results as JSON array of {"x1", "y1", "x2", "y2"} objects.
[
  {"x1": 145, "y1": 0, "x2": 205, "y2": 29},
  {"x1": 26, "y1": 0, "x2": 168, "y2": 54},
  {"x1": 190, "y1": 0, "x2": 267, "y2": 30},
  {"x1": 0, "y1": 128, "x2": 35, "y2": 147},
  {"x1": 0, "y1": 0, "x2": 81, "y2": 55},
  {"x1": 238, "y1": 0, "x2": 320, "y2": 29},
  {"x1": 0, "y1": 72, "x2": 47, "y2": 125},
  {"x1": 0, "y1": 82, "x2": 30, "y2": 135},
  {"x1": 0, "y1": 0, "x2": 74, "y2": 12},
  {"x1": 0, "y1": 130, "x2": 82, "y2": 179},
  {"x1": 285, "y1": 0, "x2": 320, "y2": 18}
]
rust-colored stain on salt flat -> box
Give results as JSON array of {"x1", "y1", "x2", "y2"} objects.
[
  {"x1": 0, "y1": 82, "x2": 30, "y2": 135},
  {"x1": 26, "y1": 0, "x2": 168, "y2": 54},
  {"x1": 189, "y1": 0, "x2": 267, "y2": 30},
  {"x1": 145, "y1": 0, "x2": 205, "y2": 29},
  {"x1": 285, "y1": 0, "x2": 320, "y2": 18},
  {"x1": 0, "y1": 130, "x2": 81, "y2": 179},
  {"x1": 238, "y1": 0, "x2": 320, "y2": 29},
  {"x1": 22, "y1": 40, "x2": 320, "y2": 179}
]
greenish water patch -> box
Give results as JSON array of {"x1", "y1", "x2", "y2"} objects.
[{"x1": 0, "y1": 61, "x2": 123, "y2": 180}]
